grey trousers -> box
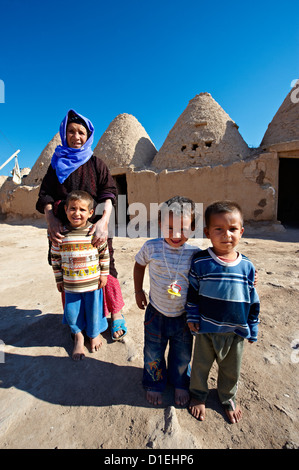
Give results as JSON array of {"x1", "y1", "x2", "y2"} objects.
[{"x1": 190, "y1": 332, "x2": 244, "y2": 411}]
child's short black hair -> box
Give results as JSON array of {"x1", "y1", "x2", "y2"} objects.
[
  {"x1": 158, "y1": 196, "x2": 196, "y2": 230},
  {"x1": 65, "y1": 190, "x2": 95, "y2": 212},
  {"x1": 205, "y1": 200, "x2": 244, "y2": 228}
]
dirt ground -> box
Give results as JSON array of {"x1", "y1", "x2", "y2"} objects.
[{"x1": 0, "y1": 218, "x2": 298, "y2": 450}]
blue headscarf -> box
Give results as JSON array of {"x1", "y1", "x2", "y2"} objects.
[{"x1": 51, "y1": 109, "x2": 94, "y2": 184}]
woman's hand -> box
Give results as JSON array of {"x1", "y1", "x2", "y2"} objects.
[
  {"x1": 90, "y1": 199, "x2": 112, "y2": 247},
  {"x1": 44, "y1": 205, "x2": 64, "y2": 245},
  {"x1": 89, "y1": 218, "x2": 108, "y2": 247}
]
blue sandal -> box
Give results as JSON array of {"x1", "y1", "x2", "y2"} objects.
[{"x1": 111, "y1": 314, "x2": 127, "y2": 341}]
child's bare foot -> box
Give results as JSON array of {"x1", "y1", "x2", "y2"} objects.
[
  {"x1": 175, "y1": 388, "x2": 190, "y2": 406},
  {"x1": 90, "y1": 334, "x2": 102, "y2": 352},
  {"x1": 111, "y1": 312, "x2": 127, "y2": 340},
  {"x1": 189, "y1": 398, "x2": 205, "y2": 421},
  {"x1": 225, "y1": 405, "x2": 242, "y2": 424},
  {"x1": 72, "y1": 332, "x2": 85, "y2": 361},
  {"x1": 146, "y1": 390, "x2": 162, "y2": 406}
]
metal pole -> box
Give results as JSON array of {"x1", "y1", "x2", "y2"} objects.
[{"x1": 0, "y1": 149, "x2": 20, "y2": 171}]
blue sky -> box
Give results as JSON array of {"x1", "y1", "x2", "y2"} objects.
[{"x1": 0, "y1": 0, "x2": 298, "y2": 176}]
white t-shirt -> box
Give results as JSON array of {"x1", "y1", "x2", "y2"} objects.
[{"x1": 135, "y1": 238, "x2": 200, "y2": 317}]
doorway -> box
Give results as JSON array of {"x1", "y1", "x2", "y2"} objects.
[
  {"x1": 113, "y1": 174, "x2": 129, "y2": 225},
  {"x1": 277, "y1": 158, "x2": 299, "y2": 226}
]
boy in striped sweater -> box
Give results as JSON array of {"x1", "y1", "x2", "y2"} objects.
[
  {"x1": 186, "y1": 201, "x2": 260, "y2": 424},
  {"x1": 51, "y1": 190, "x2": 109, "y2": 360}
]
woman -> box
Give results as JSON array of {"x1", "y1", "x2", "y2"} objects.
[{"x1": 36, "y1": 109, "x2": 127, "y2": 343}]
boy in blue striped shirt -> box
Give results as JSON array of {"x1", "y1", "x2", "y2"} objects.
[{"x1": 186, "y1": 201, "x2": 260, "y2": 424}]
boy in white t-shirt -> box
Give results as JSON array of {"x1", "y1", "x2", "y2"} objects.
[{"x1": 134, "y1": 196, "x2": 200, "y2": 406}]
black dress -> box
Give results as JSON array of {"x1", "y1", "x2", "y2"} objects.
[{"x1": 36, "y1": 155, "x2": 118, "y2": 277}]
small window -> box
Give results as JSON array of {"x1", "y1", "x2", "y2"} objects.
[
  {"x1": 192, "y1": 143, "x2": 198, "y2": 151},
  {"x1": 181, "y1": 145, "x2": 186, "y2": 152},
  {"x1": 205, "y1": 141, "x2": 212, "y2": 148}
]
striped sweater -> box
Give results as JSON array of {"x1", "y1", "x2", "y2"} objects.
[
  {"x1": 50, "y1": 224, "x2": 109, "y2": 293},
  {"x1": 186, "y1": 248, "x2": 260, "y2": 341}
]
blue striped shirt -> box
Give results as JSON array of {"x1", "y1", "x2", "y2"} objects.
[{"x1": 186, "y1": 248, "x2": 260, "y2": 341}]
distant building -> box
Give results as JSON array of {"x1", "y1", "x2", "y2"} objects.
[{"x1": 1, "y1": 86, "x2": 298, "y2": 227}]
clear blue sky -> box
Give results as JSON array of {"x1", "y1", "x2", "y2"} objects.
[{"x1": 0, "y1": 0, "x2": 298, "y2": 176}]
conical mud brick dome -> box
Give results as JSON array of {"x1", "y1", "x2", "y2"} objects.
[
  {"x1": 25, "y1": 133, "x2": 61, "y2": 185},
  {"x1": 261, "y1": 82, "x2": 299, "y2": 147},
  {"x1": 152, "y1": 93, "x2": 251, "y2": 170},
  {"x1": 94, "y1": 113, "x2": 157, "y2": 170}
]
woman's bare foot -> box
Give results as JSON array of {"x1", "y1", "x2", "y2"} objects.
[
  {"x1": 146, "y1": 390, "x2": 162, "y2": 406},
  {"x1": 189, "y1": 398, "x2": 206, "y2": 421},
  {"x1": 72, "y1": 332, "x2": 85, "y2": 361},
  {"x1": 225, "y1": 405, "x2": 242, "y2": 424},
  {"x1": 175, "y1": 388, "x2": 190, "y2": 406},
  {"x1": 90, "y1": 334, "x2": 102, "y2": 352}
]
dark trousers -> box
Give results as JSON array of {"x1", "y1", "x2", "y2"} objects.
[{"x1": 143, "y1": 303, "x2": 193, "y2": 392}]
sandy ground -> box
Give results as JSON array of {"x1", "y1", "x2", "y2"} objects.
[{"x1": 0, "y1": 218, "x2": 298, "y2": 450}]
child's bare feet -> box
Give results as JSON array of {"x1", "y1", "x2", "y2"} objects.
[
  {"x1": 111, "y1": 312, "x2": 127, "y2": 340},
  {"x1": 175, "y1": 388, "x2": 190, "y2": 406},
  {"x1": 146, "y1": 390, "x2": 162, "y2": 406},
  {"x1": 189, "y1": 398, "x2": 205, "y2": 421},
  {"x1": 225, "y1": 405, "x2": 242, "y2": 424},
  {"x1": 90, "y1": 334, "x2": 102, "y2": 352},
  {"x1": 72, "y1": 332, "x2": 85, "y2": 361}
]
